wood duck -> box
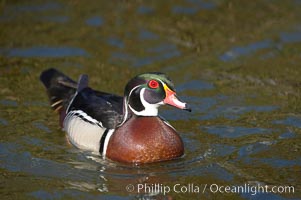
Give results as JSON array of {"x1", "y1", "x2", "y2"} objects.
[{"x1": 40, "y1": 68, "x2": 191, "y2": 164}]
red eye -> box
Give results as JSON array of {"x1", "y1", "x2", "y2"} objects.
[{"x1": 148, "y1": 80, "x2": 159, "y2": 89}]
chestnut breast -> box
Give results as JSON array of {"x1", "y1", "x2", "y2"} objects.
[{"x1": 106, "y1": 116, "x2": 184, "y2": 164}]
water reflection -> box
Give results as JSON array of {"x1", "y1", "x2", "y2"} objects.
[
  {"x1": 259, "y1": 158, "x2": 301, "y2": 168},
  {"x1": 136, "y1": 6, "x2": 154, "y2": 14},
  {"x1": 220, "y1": 40, "x2": 272, "y2": 62},
  {"x1": 8, "y1": 2, "x2": 62, "y2": 13},
  {"x1": 204, "y1": 104, "x2": 277, "y2": 120},
  {"x1": 109, "y1": 43, "x2": 181, "y2": 68},
  {"x1": 107, "y1": 37, "x2": 125, "y2": 49},
  {"x1": 0, "y1": 118, "x2": 8, "y2": 125},
  {"x1": 160, "y1": 95, "x2": 279, "y2": 121},
  {"x1": 86, "y1": 16, "x2": 104, "y2": 27},
  {"x1": 241, "y1": 192, "x2": 297, "y2": 200},
  {"x1": 0, "y1": 46, "x2": 89, "y2": 58},
  {"x1": 0, "y1": 2, "x2": 64, "y2": 21},
  {"x1": 280, "y1": 30, "x2": 301, "y2": 44},
  {"x1": 177, "y1": 80, "x2": 214, "y2": 92},
  {"x1": 274, "y1": 116, "x2": 301, "y2": 128},
  {"x1": 220, "y1": 29, "x2": 301, "y2": 61},
  {"x1": 238, "y1": 141, "x2": 275, "y2": 158},
  {"x1": 172, "y1": 6, "x2": 199, "y2": 15},
  {"x1": 209, "y1": 144, "x2": 236, "y2": 157},
  {"x1": 279, "y1": 132, "x2": 296, "y2": 139},
  {"x1": 0, "y1": 99, "x2": 18, "y2": 107},
  {"x1": 138, "y1": 29, "x2": 159, "y2": 40},
  {"x1": 32, "y1": 122, "x2": 52, "y2": 133},
  {"x1": 172, "y1": 0, "x2": 215, "y2": 14},
  {"x1": 0, "y1": 133, "x2": 220, "y2": 197},
  {"x1": 41, "y1": 15, "x2": 69, "y2": 23},
  {"x1": 202, "y1": 126, "x2": 272, "y2": 138}
]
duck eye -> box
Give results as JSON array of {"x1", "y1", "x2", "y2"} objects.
[{"x1": 148, "y1": 80, "x2": 159, "y2": 89}]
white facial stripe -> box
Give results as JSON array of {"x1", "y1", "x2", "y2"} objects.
[
  {"x1": 158, "y1": 80, "x2": 166, "y2": 88},
  {"x1": 126, "y1": 85, "x2": 139, "y2": 114},
  {"x1": 128, "y1": 85, "x2": 141, "y2": 97},
  {"x1": 129, "y1": 88, "x2": 160, "y2": 116}
]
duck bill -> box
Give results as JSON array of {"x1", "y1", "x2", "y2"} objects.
[{"x1": 163, "y1": 84, "x2": 191, "y2": 112}]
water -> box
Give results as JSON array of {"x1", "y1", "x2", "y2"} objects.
[
  {"x1": 1, "y1": 0, "x2": 301, "y2": 199},
  {"x1": 0, "y1": 47, "x2": 89, "y2": 58}
]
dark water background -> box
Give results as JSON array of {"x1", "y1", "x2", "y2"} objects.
[{"x1": 1, "y1": 0, "x2": 301, "y2": 199}]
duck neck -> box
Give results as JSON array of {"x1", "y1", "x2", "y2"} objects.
[{"x1": 129, "y1": 104, "x2": 159, "y2": 116}]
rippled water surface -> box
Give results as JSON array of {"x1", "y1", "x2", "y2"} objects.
[{"x1": 1, "y1": 1, "x2": 301, "y2": 199}]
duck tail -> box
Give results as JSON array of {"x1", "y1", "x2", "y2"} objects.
[{"x1": 40, "y1": 68, "x2": 77, "y2": 113}]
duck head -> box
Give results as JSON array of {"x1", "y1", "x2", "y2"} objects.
[{"x1": 123, "y1": 72, "x2": 191, "y2": 116}]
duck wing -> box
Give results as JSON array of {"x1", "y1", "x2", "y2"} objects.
[
  {"x1": 40, "y1": 68, "x2": 126, "y2": 129},
  {"x1": 66, "y1": 74, "x2": 124, "y2": 129}
]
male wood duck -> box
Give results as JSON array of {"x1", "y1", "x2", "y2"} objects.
[{"x1": 40, "y1": 68, "x2": 191, "y2": 164}]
